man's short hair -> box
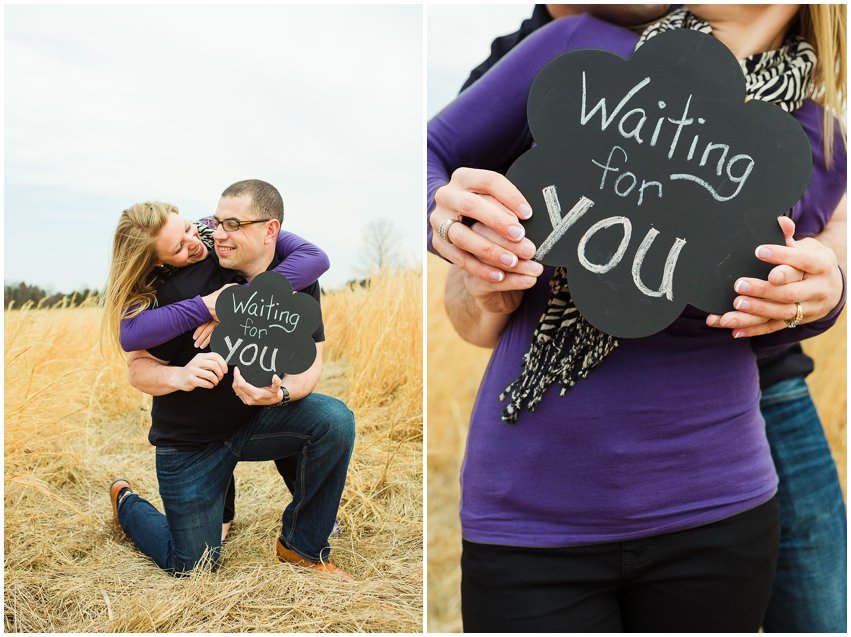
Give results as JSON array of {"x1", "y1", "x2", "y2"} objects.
[{"x1": 221, "y1": 179, "x2": 284, "y2": 223}]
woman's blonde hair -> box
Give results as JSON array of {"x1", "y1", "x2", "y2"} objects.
[
  {"x1": 799, "y1": 4, "x2": 846, "y2": 167},
  {"x1": 101, "y1": 202, "x2": 178, "y2": 354}
]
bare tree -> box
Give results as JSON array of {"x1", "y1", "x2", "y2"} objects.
[{"x1": 357, "y1": 218, "x2": 403, "y2": 277}]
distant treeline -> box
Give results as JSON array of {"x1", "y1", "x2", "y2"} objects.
[
  {"x1": 4, "y1": 282, "x2": 100, "y2": 309},
  {"x1": 5, "y1": 275, "x2": 383, "y2": 309}
]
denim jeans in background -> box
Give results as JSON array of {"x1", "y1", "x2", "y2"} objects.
[
  {"x1": 117, "y1": 393, "x2": 355, "y2": 575},
  {"x1": 760, "y1": 377, "x2": 846, "y2": 632}
]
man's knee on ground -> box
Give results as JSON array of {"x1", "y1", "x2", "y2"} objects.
[{"x1": 169, "y1": 545, "x2": 221, "y2": 577}]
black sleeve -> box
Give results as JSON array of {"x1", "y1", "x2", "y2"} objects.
[
  {"x1": 299, "y1": 282, "x2": 326, "y2": 343},
  {"x1": 459, "y1": 5, "x2": 554, "y2": 93}
]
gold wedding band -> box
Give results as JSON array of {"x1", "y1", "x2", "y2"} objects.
[
  {"x1": 438, "y1": 218, "x2": 458, "y2": 245},
  {"x1": 784, "y1": 302, "x2": 804, "y2": 328}
]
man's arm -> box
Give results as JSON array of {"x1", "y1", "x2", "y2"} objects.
[
  {"x1": 231, "y1": 342, "x2": 324, "y2": 406},
  {"x1": 445, "y1": 263, "x2": 534, "y2": 348},
  {"x1": 816, "y1": 192, "x2": 846, "y2": 272},
  {"x1": 127, "y1": 350, "x2": 228, "y2": 396}
]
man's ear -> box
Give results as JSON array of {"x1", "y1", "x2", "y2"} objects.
[{"x1": 265, "y1": 219, "x2": 281, "y2": 245}]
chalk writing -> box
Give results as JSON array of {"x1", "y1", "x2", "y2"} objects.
[
  {"x1": 580, "y1": 71, "x2": 755, "y2": 203},
  {"x1": 232, "y1": 291, "x2": 301, "y2": 332},
  {"x1": 539, "y1": 188, "x2": 687, "y2": 300},
  {"x1": 211, "y1": 271, "x2": 320, "y2": 386},
  {"x1": 221, "y1": 335, "x2": 280, "y2": 372},
  {"x1": 534, "y1": 192, "x2": 595, "y2": 260}
]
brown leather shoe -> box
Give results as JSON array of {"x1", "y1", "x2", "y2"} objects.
[
  {"x1": 110, "y1": 478, "x2": 131, "y2": 533},
  {"x1": 275, "y1": 537, "x2": 354, "y2": 581}
]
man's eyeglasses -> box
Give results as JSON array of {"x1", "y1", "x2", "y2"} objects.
[{"x1": 200, "y1": 216, "x2": 269, "y2": 232}]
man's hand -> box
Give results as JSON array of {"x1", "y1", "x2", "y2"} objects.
[
  {"x1": 178, "y1": 352, "x2": 228, "y2": 391},
  {"x1": 193, "y1": 320, "x2": 219, "y2": 349},
  {"x1": 443, "y1": 219, "x2": 543, "y2": 348},
  {"x1": 127, "y1": 350, "x2": 227, "y2": 396},
  {"x1": 232, "y1": 368, "x2": 285, "y2": 406},
  {"x1": 430, "y1": 168, "x2": 543, "y2": 282},
  {"x1": 706, "y1": 216, "x2": 845, "y2": 337}
]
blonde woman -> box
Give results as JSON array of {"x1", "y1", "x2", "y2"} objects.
[
  {"x1": 103, "y1": 201, "x2": 329, "y2": 542},
  {"x1": 428, "y1": 4, "x2": 845, "y2": 631}
]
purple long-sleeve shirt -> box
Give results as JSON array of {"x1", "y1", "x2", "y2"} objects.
[
  {"x1": 428, "y1": 16, "x2": 846, "y2": 547},
  {"x1": 119, "y1": 230, "x2": 329, "y2": 352}
]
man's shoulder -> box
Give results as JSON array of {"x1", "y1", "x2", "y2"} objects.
[{"x1": 533, "y1": 14, "x2": 638, "y2": 57}]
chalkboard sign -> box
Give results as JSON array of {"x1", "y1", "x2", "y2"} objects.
[
  {"x1": 210, "y1": 272, "x2": 321, "y2": 387},
  {"x1": 507, "y1": 29, "x2": 812, "y2": 338}
]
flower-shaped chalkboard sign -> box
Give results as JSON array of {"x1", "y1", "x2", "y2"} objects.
[
  {"x1": 508, "y1": 29, "x2": 813, "y2": 338},
  {"x1": 210, "y1": 272, "x2": 321, "y2": 387}
]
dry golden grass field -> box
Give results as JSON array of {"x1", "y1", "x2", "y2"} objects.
[
  {"x1": 5, "y1": 269, "x2": 423, "y2": 633},
  {"x1": 426, "y1": 256, "x2": 847, "y2": 633}
]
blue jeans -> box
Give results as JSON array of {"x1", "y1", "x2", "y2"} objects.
[
  {"x1": 117, "y1": 393, "x2": 355, "y2": 575},
  {"x1": 761, "y1": 377, "x2": 846, "y2": 632}
]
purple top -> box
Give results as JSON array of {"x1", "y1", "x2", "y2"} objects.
[
  {"x1": 120, "y1": 230, "x2": 329, "y2": 352},
  {"x1": 428, "y1": 16, "x2": 846, "y2": 546}
]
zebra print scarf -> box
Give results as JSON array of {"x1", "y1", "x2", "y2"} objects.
[
  {"x1": 500, "y1": 8, "x2": 815, "y2": 423},
  {"x1": 637, "y1": 7, "x2": 816, "y2": 113}
]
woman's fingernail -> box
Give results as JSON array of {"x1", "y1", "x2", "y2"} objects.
[
  {"x1": 756, "y1": 246, "x2": 772, "y2": 258},
  {"x1": 508, "y1": 225, "x2": 525, "y2": 240},
  {"x1": 489, "y1": 270, "x2": 505, "y2": 282},
  {"x1": 735, "y1": 280, "x2": 751, "y2": 294},
  {"x1": 706, "y1": 315, "x2": 719, "y2": 326},
  {"x1": 733, "y1": 331, "x2": 745, "y2": 339},
  {"x1": 500, "y1": 253, "x2": 518, "y2": 267},
  {"x1": 735, "y1": 298, "x2": 750, "y2": 310},
  {"x1": 517, "y1": 203, "x2": 533, "y2": 219}
]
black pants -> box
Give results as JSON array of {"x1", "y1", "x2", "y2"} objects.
[
  {"x1": 222, "y1": 457, "x2": 296, "y2": 523},
  {"x1": 461, "y1": 497, "x2": 779, "y2": 632}
]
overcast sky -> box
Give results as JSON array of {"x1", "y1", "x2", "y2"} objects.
[
  {"x1": 427, "y1": 4, "x2": 533, "y2": 118},
  {"x1": 5, "y1": 5, "x2": 422, "y2": 292}
]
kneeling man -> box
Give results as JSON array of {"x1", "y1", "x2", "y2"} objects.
[{"x1": 111, "y1": 179, "x2": 355, "y2": 580}]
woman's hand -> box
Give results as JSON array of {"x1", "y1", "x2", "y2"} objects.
[
  {"x1": 706, "y1": 217, "x2": 843, "y2": 337},
  {"x1": 201, "y1": 283, "x2": 238, "y2": 321},
  {"x1": 430, "y1": 167, "x2": 543, "y2": 282},
  {"x1": 460, "y1": 221, "x2": 539, "y2": 314},
  {"x1": 193, "y1": 320, "x2": 219, "y2": 349}
]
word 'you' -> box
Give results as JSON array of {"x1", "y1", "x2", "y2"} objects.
[{"x1": 535, "y1": 189, "x2": 686, "y2": 301}]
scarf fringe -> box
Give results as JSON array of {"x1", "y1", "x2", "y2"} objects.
[{"x1": 499, "y1": 271, "x2": 617, "y2": 423}]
